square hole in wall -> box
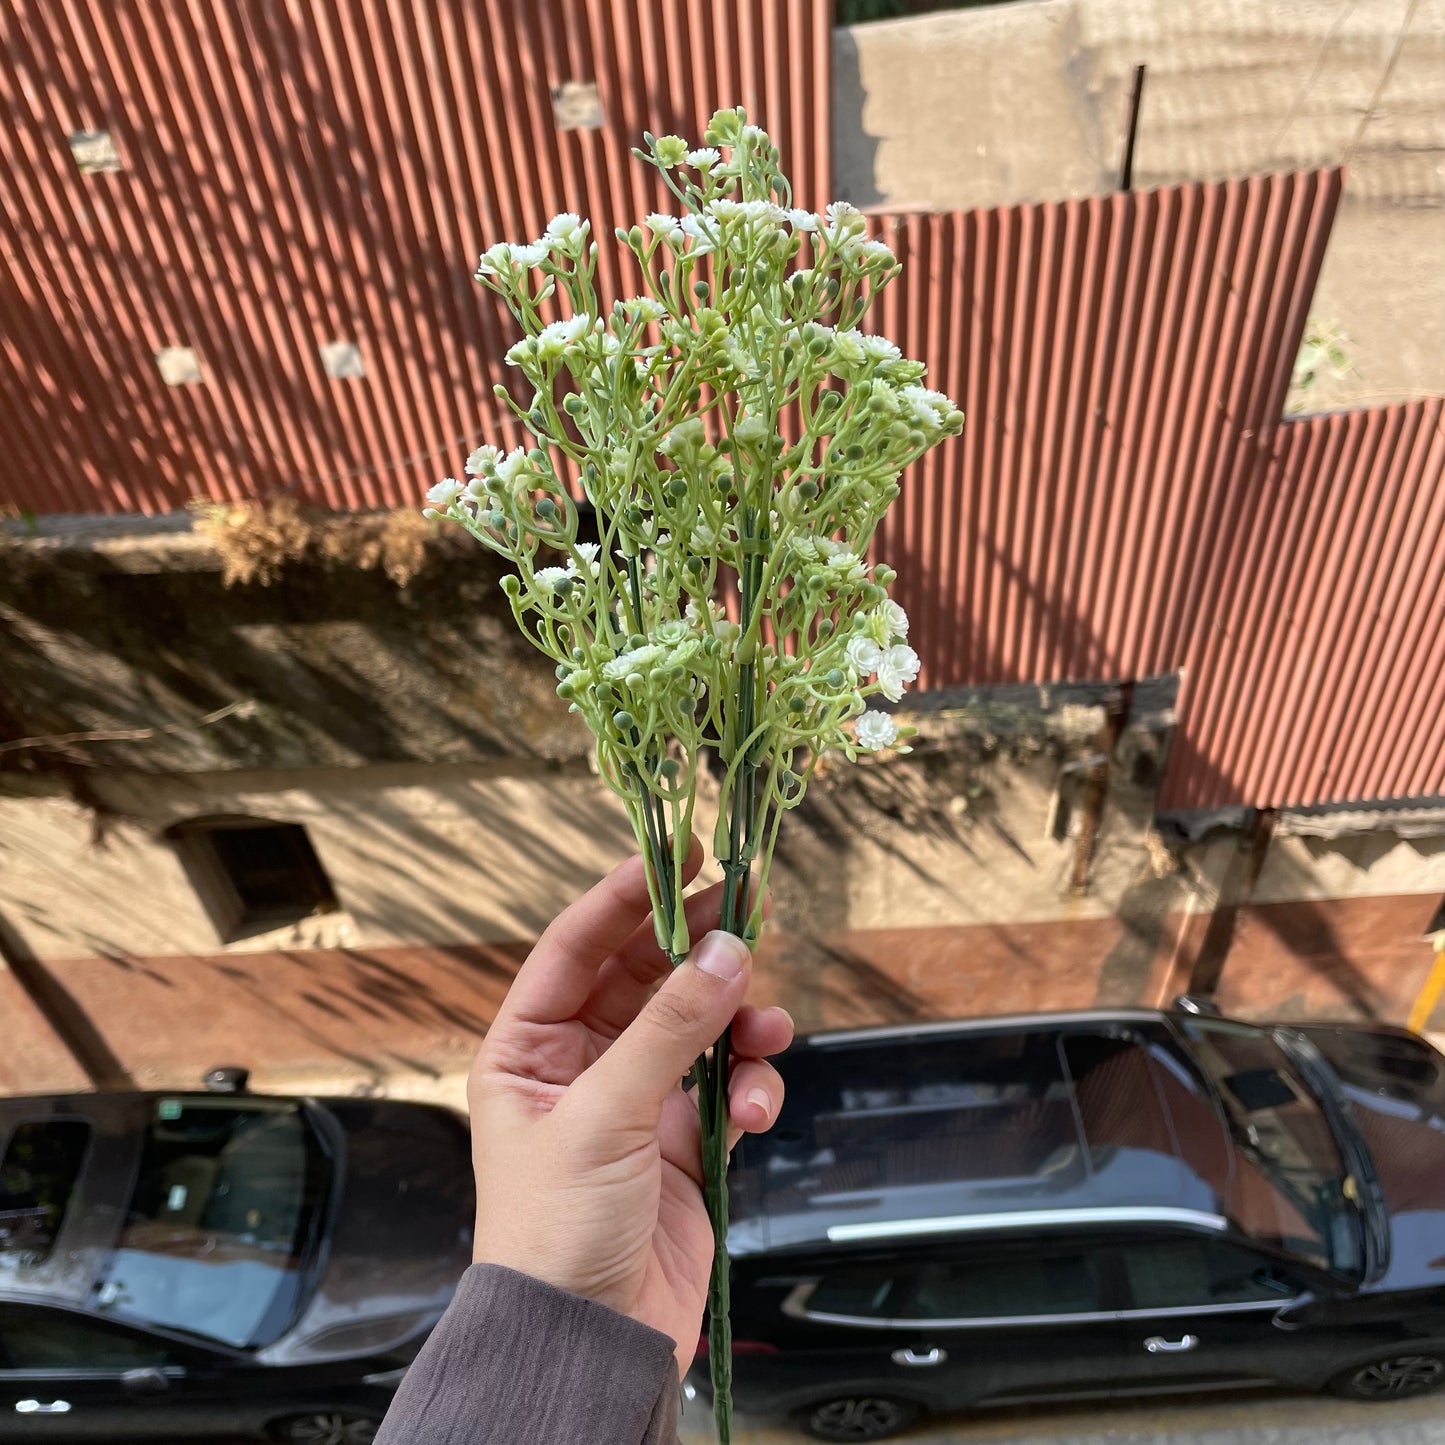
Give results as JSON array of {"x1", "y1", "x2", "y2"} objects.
[
  {"x1": 68, "y1": 130, "x2": 123, "y2": 174},
  {"x1": 155, "y1": 347, "x2": 202, "y2": 386},
  {"x1": 319, "y1": 340, "x2": 364, "y2": 379},
  {"x1": 551, "y1": 79, "x2": 603, "y2": 131},
  {"x1": 169, "y1": 816, "x2": 339, "y2": 944}
]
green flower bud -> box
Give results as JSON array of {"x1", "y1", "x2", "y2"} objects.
[
  {"x1": 613, "y1": 709, "x2": 636, "y2": 730},
  {"x1": 500, "y1": 575, "x2": 521, "y2": 598},
  {"x1": 536, "y1": 497, "x2": 558, "y2": 519},
  {"x1": 659, "y1": 758, "x2": 681, "y2": 781},
  {"x1": 788, "y1": 696, "x2": 807, "y2": 713},
  {"x1": 796, "y1": 479, "x2": 819, "y2": 501},
  {"x1": 826, "y1": 668, "x2": 845, "y2": 688},
  {"x1": 628, "y1": 634, "x2": 646, "y2": 650},
  {"x1": 556, "y1": 678, "x2": 575, "y2": 698},
  {"x1": 563, "y1": 394, "x2": 585, "y2": 415},
  {"x1": 817, "y1": 618, "x2": 835, "y2": 637}
]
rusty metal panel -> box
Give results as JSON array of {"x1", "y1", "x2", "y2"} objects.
[
  {"x1": 1162, "y1": 400, "x2": 1445, "y2": 812},
  {"x1": 0, "y1": 0, "x2": 834, "y2": 516},
  {"x1": 869, "y1": 168, "x2": 1344, "y2": 694}
]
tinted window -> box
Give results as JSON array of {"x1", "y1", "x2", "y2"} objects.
[
  {"x1": 1177, "y1": 1020, "x2": 1354, "y2": 1271},
  {"x1": 95, "y1": 1101, "x2": 320, "y2": 1349},
  {"x1": 1122, "y1": 1237, "x2": 1302, "y2": 1311},
  {"x1": 806, "y1": 1264, "x2": 901, "y2": 1319},
  {"x1": 904, "y1": 1247, "x2": 1109, "y2": 1321},
  {"x1": 764, "y1": 1032, "x2": 1080, "y2": 1205},
  {"x1": 0, "y1": 1307, "x2": 172, "y2": 1372},
  {"x1": 0, "y1": 1121, "x2": 91, "y2": 1264}
]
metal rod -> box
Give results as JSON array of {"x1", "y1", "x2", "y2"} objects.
[{"x1": 1119, "y1": 64, "x2": 1147, "y2": 191}]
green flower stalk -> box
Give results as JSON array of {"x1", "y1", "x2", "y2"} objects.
[{"x1": 425, "y1": 106, "x2": 962, "y2": 1442}]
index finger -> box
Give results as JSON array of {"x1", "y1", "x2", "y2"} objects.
[{"x1": 494, "y1": 837, "x2": 703, "y2": 1029}]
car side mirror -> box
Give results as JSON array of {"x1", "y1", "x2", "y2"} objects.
[
  {"x1": 1271, "y1": 1291, "x2": 1317, "y2": 1332},
  {"x1": 120, "y1": 1367, "x2": 174, "y2": 1395}
]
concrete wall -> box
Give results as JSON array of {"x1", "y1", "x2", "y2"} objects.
[{"x1": 834, "y1": 0, "x2": 1445, "y2": 412}]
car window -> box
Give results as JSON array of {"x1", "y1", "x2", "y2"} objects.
[
  {"x1": 0, "y1": 1307, "x2": 174, "y2": 1373},
  {"x1": 1122, "y1": 1237, "x2": 1303, "y2": 1311},
  {"x1": 0, "y1": 1120, "x2": 92, "y2": 1265},
  {"x1": 903, "y1": 1246, "x2": 1109, "y2": 1321},
  {"x1": 94, "y1": 1100, "x2": 319, "y2": 1349},
  {"x1": 806, "y1": 1263, "x2": 902, "y2": 1319}
]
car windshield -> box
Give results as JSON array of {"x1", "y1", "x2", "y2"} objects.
[
  {"x1": 1176, "y1": 1018, "x2": 1362, "y2": 1275},
  {"x1": 95, "y1": 1099, "x2": 325, "y2": 1349},
  {"x1": 0, "y1": 1120, "x2": 92, "y2": 1264}
]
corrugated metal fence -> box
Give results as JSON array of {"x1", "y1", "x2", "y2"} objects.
[
  {"x1": 1, "y1": 2, "x2": 1441, "y2": 813},
  {"x1": 0, "y1": 0, "x2": 832, "y2": 514}
]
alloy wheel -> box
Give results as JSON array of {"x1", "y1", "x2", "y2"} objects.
[
  {"x1": 805, "y1": 1395, "x2": 914, "y2": 1442},
  {"x1": 273, "y1": 1413, "x2": 380, "y2": 1445},
  {"x1": 1350, "y1": 1355, "x2": 1445, "y2": 1399}
]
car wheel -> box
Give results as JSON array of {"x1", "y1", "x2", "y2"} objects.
[
  {"x1": 268, "y1": 1413, "x2": 380, "y2": 1444},
  {"x1": 799, "y1": 1394, "x2": 920, "y2": 1441},
  {"x1": 1334, "y1": 1353, "x2": 1445, "y2": 1400}
]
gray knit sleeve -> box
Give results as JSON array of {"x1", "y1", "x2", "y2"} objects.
[{"x1": 374, "y1": 1264, "x2": 680, "y2": 1444}]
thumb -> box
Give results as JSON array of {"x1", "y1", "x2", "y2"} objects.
[{"x1": 578, "y1": 930, "x2": 752, "y2": 1125}]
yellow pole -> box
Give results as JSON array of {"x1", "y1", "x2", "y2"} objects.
[{"x1": 1407, "y1": 933, "x2": 1445, "y2": 1035}]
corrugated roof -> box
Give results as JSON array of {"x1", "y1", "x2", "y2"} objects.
[
  {"x1": 0, "y1": 0, "x2": 834, "y2": 515},
  {"x1": 860, "y1": 176, "x2": 1445, "y2": 811},
  {"x1": 868, "y1": 170, "x2": 1342, "y2": 692},
  {"x1": 1164, "y1": 400, "x2": 1445, "y2": 812},
  {"x1": 1, "y1": 5, "x2": 1440, "y2": 814}
]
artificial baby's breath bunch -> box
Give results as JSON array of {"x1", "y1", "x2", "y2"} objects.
[{"x1": 425, "y1": 106, "x2": 962, "y2": 1440}]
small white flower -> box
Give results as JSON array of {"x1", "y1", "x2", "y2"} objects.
[
  {"x1": 572, "y1": 541, "x2": 600, "y2": 566},
  {"x1": 854, "y1": 239, "x2": 895, "y2": 265},
  {"x1": 465, "y1": 444, "x2": 500, "y2": 475},
  {"x1": 533, "y1": 566, "x2": 571, "y2": 594},
  {"x1": 495, "y1": 449, "x2": 529, "y2": 487},
  {"x1": 875, "y1": 643, "x2": 921, "y2": 701},
  {"x1": 546, "y1": 212, "x2": 584, "y2": 240},
  {"x1": 846, "y1": 636, "x2": 885, "y2": 674},
  {"x1": 603, "y1": 644, "x2": 664, "y2": 679},
  {"x1": 511, "y1": 241, "x2": 550, "y2": 267},
  {"x1": 855, "y1": 709, "x2": 899, "y2": 751},
  {"x1": 464, "y1": 477, "x2": 488, "y2": 499},
  {"x1": 426, "y1": 478, "x2": 464, "y2": 506},
  {"x1": 505, "y1": 337, "x2": 538, "y2": 368},
  {"x1": 786, "y1": 208, "x2": 819, "y2": 231},
  {"x1": 621, "y1": 296, "x2": 667, "y2": 324},
  {"x1": 536, "y1": 314, "x2": 591, "y2": 359},
  {"x1": 475, "y1": 243, "x2": 513, "y2": 277},
  {"x1": 678, "y1": 214, "x2": 717, "y2": 254},
  {"x1": 879, "y1": 599, "x2": 909, "y2": 638},
  {"x1": 645, "y1": 213, "x2": 681, "y2": 235},
  {"x1": 859, "y1": 334, "x2": 903, "y2": 364},
  {"x1": 686, "y1": 147, "x2": 721, "y2": 167}
]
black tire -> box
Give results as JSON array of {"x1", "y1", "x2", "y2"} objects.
[
  {"x1": 267, "y1": 1413, "x2": 381, "y2": 1445},
  {"x1": 1332, "y1": 1353, "x2": 1445, "y2": 1401},
  {"x1": 798, "y1": 1394, "x2": 920, "y2": 1442}
]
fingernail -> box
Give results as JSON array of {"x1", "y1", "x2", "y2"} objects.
[
  {"x1": 694, "y1": 930, "x2": 749, "y2": 980},
  {"x1": 746, "y1": 1087, "x2": 771, "y2": 1117}
]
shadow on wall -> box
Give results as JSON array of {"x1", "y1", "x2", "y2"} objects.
[{"x1": 830, "y1": 25, "x2": 885, "y2": 209}]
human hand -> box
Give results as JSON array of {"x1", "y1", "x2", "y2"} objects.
[{"x1": 467, "y1": 840, "x2": 793, "y2": 1375}]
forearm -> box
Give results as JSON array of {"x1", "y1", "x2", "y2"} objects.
[{"x1": 375, "y1": 1264, "x2": 681, "y2": 1445}]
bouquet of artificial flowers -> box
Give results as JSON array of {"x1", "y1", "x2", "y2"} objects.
[{"x1": 425, "y1": 106, "x2": 962, "y2": 1441}]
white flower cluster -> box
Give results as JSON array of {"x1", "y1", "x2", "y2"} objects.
[{"x1": 428, "y1": 105, "x2": 965, "y2": 928}]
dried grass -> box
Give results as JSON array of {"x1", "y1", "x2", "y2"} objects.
[{"x1": 191, "y1": 497, "x2": 431, "y2": 587}]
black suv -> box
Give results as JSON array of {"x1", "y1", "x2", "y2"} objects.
[
  {"x1": 0, "y1": 1084, "x2": 474, "y2": 1440},
  {"x1": 697, "y1": 1007, "x2": 1445, "y2": 1441}
]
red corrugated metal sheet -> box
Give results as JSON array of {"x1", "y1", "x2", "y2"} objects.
[
  {"x1": 0, "y1": 0, "x2": 833, "y2": 515},
  {"x1": 862, "y1": 171, "x2": 1445, "y2": 811},
  {"x1": 1163, "y1": 400, "x2": 1445, "y2": 812},
  {"x1": 870, "y1": 169, "x2": 1342, "y2": 692}
]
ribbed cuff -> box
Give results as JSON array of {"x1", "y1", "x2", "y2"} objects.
[{"x1": 375, "y1": 1264, "x2": 680, "y2": 1444}]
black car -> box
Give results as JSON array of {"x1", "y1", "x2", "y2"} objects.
[
  {"x1": 696, "y1": 1005, "x2": 1445, "y2": 1441},
  {"x1": 0, "y1": 1080, "x2": 474, "y2": 1441}
]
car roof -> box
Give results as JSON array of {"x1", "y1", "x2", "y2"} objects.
[{"x1": 728, "y1": 1010, "x2": 1246, "y2": 1256}]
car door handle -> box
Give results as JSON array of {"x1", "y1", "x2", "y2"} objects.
[
  {"x1": 891, "y1": 1347, "x2": 946, "y2": 1367},
  {"x1": 16, "y1": 1400, "x2": 73, "y2": 1415},
  {"x1": 1144, "y1": 1334, "x2": 1199, "y2": 1354}
]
